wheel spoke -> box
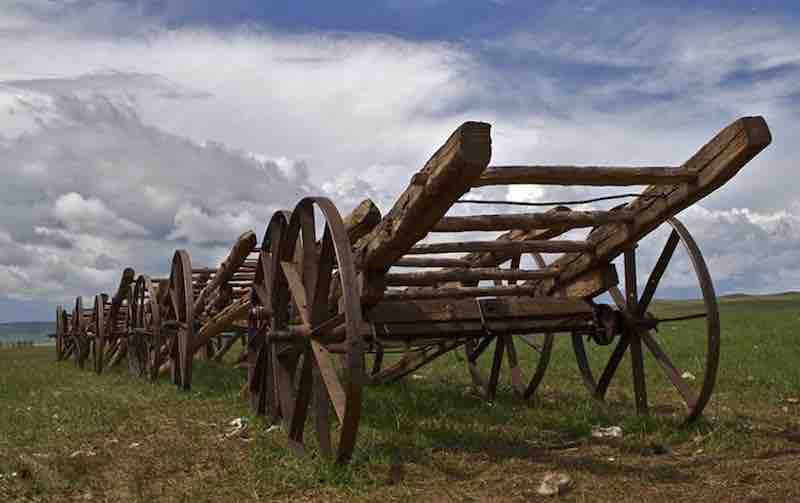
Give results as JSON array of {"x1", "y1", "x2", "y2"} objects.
[
  {"x1": 487, "y1": 336, "x2": 505, "y2": 400},
  {"x1": 288, "y1": 350, "x2": 313, "y2": 445},
  {"x1": 638, "y1": 231, "x2": 680, "y2": 315},
  {"x1": 280, "y1": 261, "x2": 310, "y2": 326},
  {"x1": 518, "y1": 334, "x2": 544, "y2": 353},
  {"x1": 641, "y1": 331, "x2": 697, "y2": 409},
  {"x1": 594, "y1": 334, "x2": 630, "y2": 399},
  {"x1": 310, "y1": 340, "x2": 347, "y2": 423},
  {"x1": 629, "y1": 333, "x2": 649, "y2": 415},
  {"x1": 503, "y1": 335, "x2": 523, "y2": 394}
]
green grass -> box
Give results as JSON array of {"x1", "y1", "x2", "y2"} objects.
[{"x1": 1, "y1": 294, "x2": 799, "y2": 502}]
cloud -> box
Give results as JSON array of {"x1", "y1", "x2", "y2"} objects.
[{"x1": 0, "y1": 0, "x2": 797, "y2": 320}]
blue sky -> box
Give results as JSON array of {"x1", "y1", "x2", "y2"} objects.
[{"x1": 0, "y1": 0, "x2": 798, "y2": 321}]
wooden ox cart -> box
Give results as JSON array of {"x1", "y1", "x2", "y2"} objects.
[{"x1": 56, "y1": 115, "x2": 771, "y2": 465}]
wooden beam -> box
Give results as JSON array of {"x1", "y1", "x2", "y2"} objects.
[
  {"x1": 475, "y1": 165, "x2": 695, "y2": 187},
  {"x1": 542, "y1": 116, "x2": 771, "y2": 295},
  {"x1": 192, "y1": 231, "x2": 257, "y2": 318},
  {"x1": 355, "y1": 122, "x2": 492, "y2": 272},
  {"x1": 406, "y1": 239, "x2": 592, "y2": 255},
  {"x1": 343, "y1": 199, "x2": 382, "y2": 244},
  {"x1": 385, "y1": 267, "x2": 558, "y2": 286},
  {"x1": 382, "y1": 284, "x2": 545, "y2": 301},
  {"x1": 394, "y1": 257, "x2": 473, "y2": 268},
  {"x1": 432, "y1": 210, "x2": 635, "y2": 232}
]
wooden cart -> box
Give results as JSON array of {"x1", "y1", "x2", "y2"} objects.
[{"x1": 56, "y1": 116, "x2": 771, "y2": 464}]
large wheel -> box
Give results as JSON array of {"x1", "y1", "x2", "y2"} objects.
[
  {"x1": 166, "y1": 250, "x2": 195, "y2": 391},
  {"x1": 464, "y1": 252, "x2": 554, "y2": 401},
  {"x1": 247, "y1": 211, "x2": 291, "y2": 421},
  {"x1": 93, "y1": 294, "x2": 107, "y2": 374},
  {"x1": 270, "y1": 198, "x2": 365, "y2": 464},
  {"x1": 571, "y1": 217, "x2": 720, "y2": 422}
]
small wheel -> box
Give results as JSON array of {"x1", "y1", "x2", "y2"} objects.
[
  {"x1": 72, "y1": 297, "x2": 89, "y2": 369},
  {"x1": 55, "y1": 306, "x2": 66, "y2": 361},
  {"x1": 132, "y1": 275, "x2": 163, "y2": 382},
  {"x1": 571, "y1": 217, "x2": 720, "y2": 422},
  {"x1": 464, "y1": 253, "x2": 554, "y2": 401},
  {"x1": 167, "y1": 250, "x2": 195, "y2": 391},
  {"x1": 271, "y1": 199, "x2": 365, "y2": 464},
  {"x1": 127, "y1": 280, "x2": 149, "y2": 378},
  {"x1": 93, "y1": 295, "x2": 107, "y2": 374}
]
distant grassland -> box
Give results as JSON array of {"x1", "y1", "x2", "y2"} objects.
[
  {"x1": 0, "y1": 322, "x2": 54, "y2": 345},
  {"x1": 1, "y1": 293, "x2": 798, "y2": 502}
]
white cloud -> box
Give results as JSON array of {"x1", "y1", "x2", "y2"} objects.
[{"x1": 0, "y1": 1, "x2": 796, "y2": 318}]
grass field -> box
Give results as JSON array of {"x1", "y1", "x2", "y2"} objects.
[{"x1": 1, "y1": 294, "x2": 799, "y2": 502}]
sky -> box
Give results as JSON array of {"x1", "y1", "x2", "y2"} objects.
[{"x1": 0, "y1": 0, "x2": 798, "y2": 321}]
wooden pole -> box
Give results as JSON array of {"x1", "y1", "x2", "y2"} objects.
[{"x1": 475, "y1": 165, "x2": 694, "y2": 187}]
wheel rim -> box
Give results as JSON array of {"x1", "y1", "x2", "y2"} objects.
[
  {"x1": 247, "y1": 211, "x2": 291, "y2": 421},
  {"x1": 167, "y1": 250, "x2": 195, "y2": 391},
  {"x1": 72, "y1": 297, "x2": 88, "y2": 369},
  {"x1": 55, "y1": 306, "x2": 65, "y2": 361},
  {"x1": 93, "y1": 295, "x2": 106, "y2": 374},
  {"x1": 571, "y1": 216, "x2": 720, "y2": 422},
  {"x1": 271, "y1": 198, "x2": 365, "y2": 463}
]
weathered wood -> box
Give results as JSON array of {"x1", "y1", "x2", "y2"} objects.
[
  {"x1": 475, "y1": 165, "x2": 694, "y2": 187},
  {"x1": 394, "y1": 257, "x2": 473, "y2": 268},
  {"x1": 343, "y1": 199, "x2": 382, "y2": 244},
  {"x1": 355, "y1": 122, "x2": 492, "y2": 272},
  {"x1": 370, "y1": 317, "x2": 594, "y2": 339},
  {"x1": 432, "y1": 210, "x2": 635, "y2": 232},
  {"x1": 385, "y1": 267, "x2": 559, "y2": 286},
  {"x1": 366, "y1": 296, "x2": 593, "y2": 324},
  {"x1": 383, "y1": 284, "x2": 546, "y2": 301},
  {"x1": 406, "y1": 239, "x2": 592, "y2": 255},
  {"x1": 542, "y1": 117, "x2": 771, "y2": 295},
  {"x1": 192, "y1": 231, "x2": 258, "y2": 318}
]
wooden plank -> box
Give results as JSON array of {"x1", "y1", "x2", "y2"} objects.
[
  {"x1": 432, "y1": 210, "x2": 635, "y2": 232},
  {"x1": 366, "y1": 296, "x2": 593, "y2": 324},
  {"x1": 192, "y1": 231, "x2": 257, "y2": 318},
  {"x1": 475, "y1": 165, "x2": 694, "y2": 187},
  {"x1": 406, "y1": 239, "x2": 592, "y2": 255},
  {"x1": 394, "y1": 257, "x2": 473, "y2": 268},
  {"x1": 355, "y1": 122, "x2": 492, "y2": 272},
  {"x1": 383, "y1": 284, "x2": 549, "y2": 301},
  {"x1": 542, "y1": 116, "x2": 771, "y2": 295},
  {"x1": 385, "y1": 267, "x2": 558, "y2": 286}
]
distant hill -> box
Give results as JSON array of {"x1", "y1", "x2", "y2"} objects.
[{"x1": 0, "y1": 322, "x2": 55, "y2": 344}]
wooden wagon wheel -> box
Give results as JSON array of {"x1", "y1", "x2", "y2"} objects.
[
  {"x1": 55, "y1": 305, "x2": 66, "y2": 360},
  {"x1": 247, "y1": 211, "x2": 291, "y2": 420},
  {"x1": 72, "y1": 297, "x2": 90, "y2": 369},
  {"x1": 127, "y1": 279, "x2": 150, "y2": 378},
  {"x1": 166, "y1": 250, "x2": 195, "y2": 390},
  {"x1": 92, "y1": 294, "x2": 107, "y2": 374},
  {"x1": 464, "y1": 252, "x2": 555, "y2": 401},
  {"x1": 270, "y1": 198, "x2": 366, "y2": 463},
  {"x1": 571, "y1": 217, "x2": 720, "y2": 422},
  {"x1": 132, "y1": 275, "x2": 163, "y2": 382}
]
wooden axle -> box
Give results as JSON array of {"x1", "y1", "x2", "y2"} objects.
[{"x1": 475, "y1": 165, "x2": 695, "y2": 187}]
